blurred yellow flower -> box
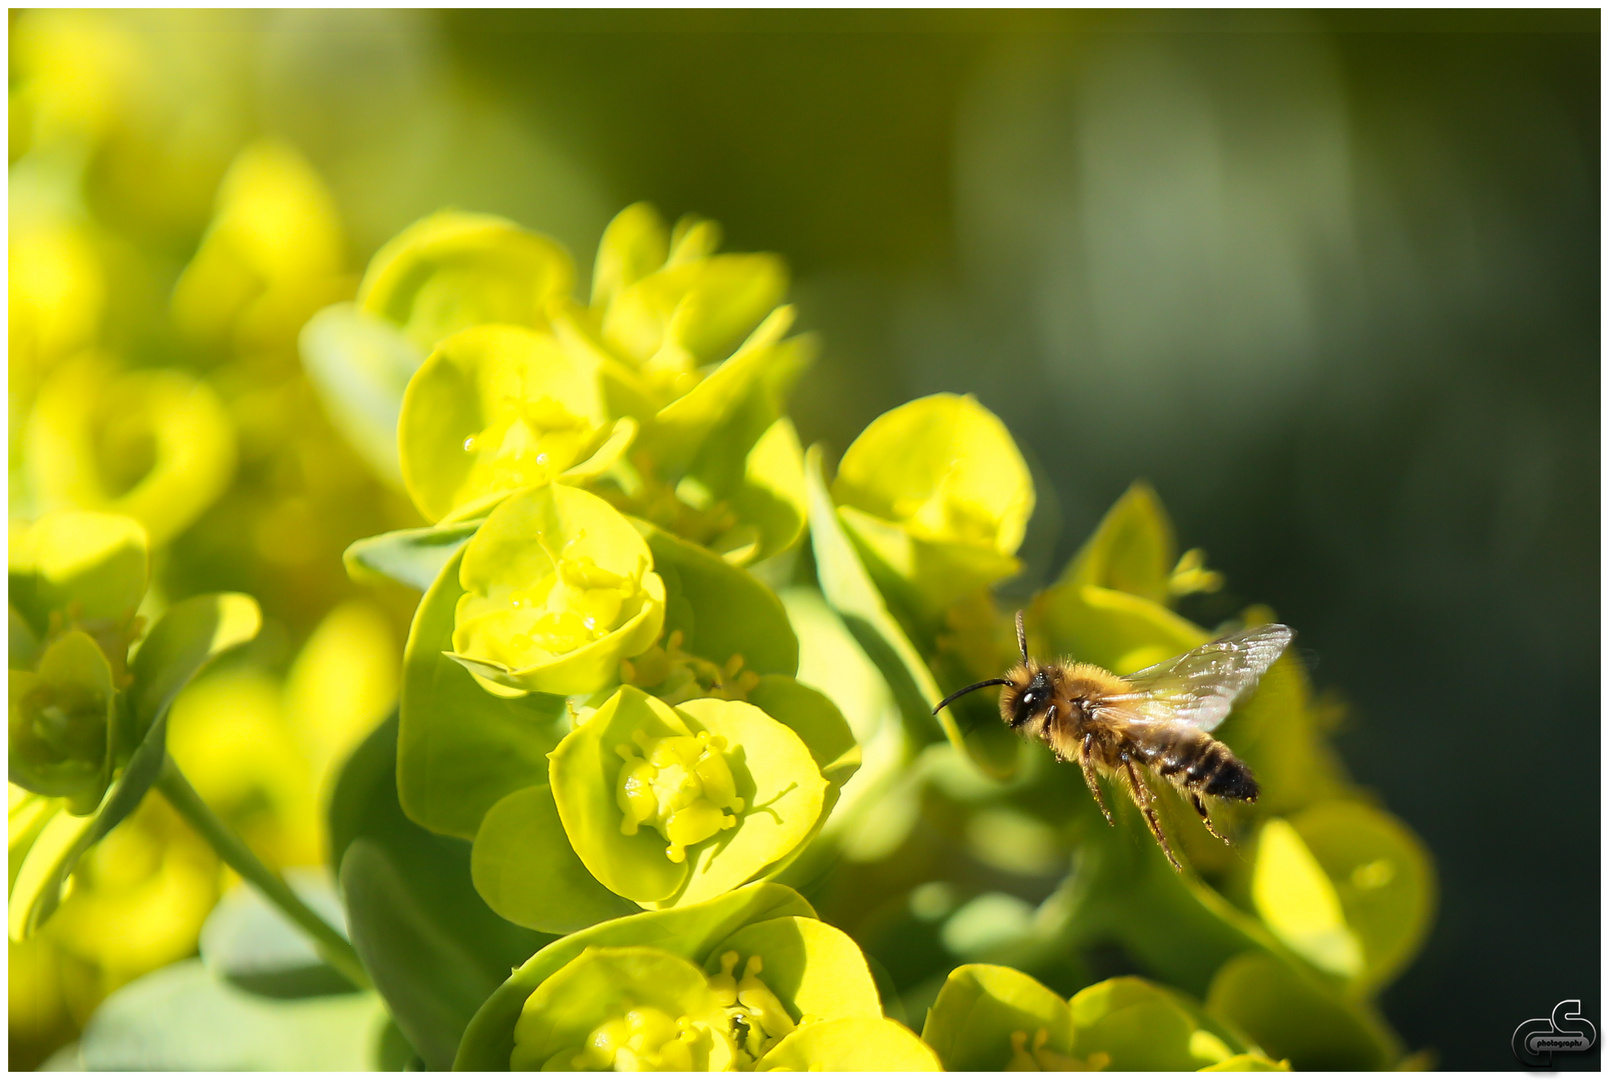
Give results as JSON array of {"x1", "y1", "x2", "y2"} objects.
[
  {"x1": 171, "y1": 139, "x2": 349, "y2": 357},
  {"x1": 24, "y1": 355, "x2": 236, "y2": 545}
]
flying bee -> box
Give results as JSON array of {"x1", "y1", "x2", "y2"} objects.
[{"x1": 934, "y1": 612, "x2": 1293, "y2": 871}]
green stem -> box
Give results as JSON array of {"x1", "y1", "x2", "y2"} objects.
[{"x1": 155, "y1": 755, "x2": 371, "y2": 991}]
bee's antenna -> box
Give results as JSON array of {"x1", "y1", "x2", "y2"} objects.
[
  {"x1": 1015, "y1": 609, "x2": 1028, "y2": 663},
  {"x1": 932, "y1": 679, "x2": 1010, "y2": 715}
]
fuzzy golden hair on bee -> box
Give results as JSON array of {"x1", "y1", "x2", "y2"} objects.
[{"x1": 933, "y1": 610, "x2": 1293, "y2": 872}]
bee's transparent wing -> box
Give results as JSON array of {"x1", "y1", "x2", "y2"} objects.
[{"x1": 1116, "y1": 623, "x2": 1294, "y2": 732}]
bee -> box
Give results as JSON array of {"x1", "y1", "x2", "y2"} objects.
[{"x1": 934, "y1": 612, "x2": 1293, "y2": 871}]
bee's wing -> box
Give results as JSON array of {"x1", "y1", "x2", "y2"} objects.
[{"x1": 1115, "y1": 623, "x2": 1294, "y2": 733}]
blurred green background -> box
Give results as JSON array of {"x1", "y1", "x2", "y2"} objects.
[{"x1": 10, "y1": 9, "x2": 1597, "y2": 1070}]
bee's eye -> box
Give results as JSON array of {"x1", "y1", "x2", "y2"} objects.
[{"x1": 1013, "y1": 687, "x2": 1044, "y2": 725}]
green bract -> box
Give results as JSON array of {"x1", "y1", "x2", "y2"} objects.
[
  {"x1": 923, "y1": 966, "x2": 1273, "y2": 1072},
  {"x1": 458, "y1": 883, "x2": 935, "y2": 1071},
  {"x1": 398, "y1": 323, "x2": 627, "y2": 522},
  {"x1": 591, "y1": 204, "x2": 788, "y2": 400},
  {"x1": 357, "y1": 210, "x2": 575, "y2": 352},
  {"x1": 832, "y1": 393, "x2": 1033, "y2": 616},
  {"x1": 1206, "y1": 953, "x2": 1399, "y2": 1070},
  {"x1": 9, "y1": 630, "x2": 116, "y2": 812},
  {"x1": 1249, "y1": 804, "x2": 1435, "y2": 994},
  {"x1": 1055, "y1": 480, "x2": 1224, "y2": 605},
  {"x1": 921, "y1": 963, "x2": 1077, "y2": 1071},
  {"x1": 7, "y1": 509, "x2": 261, "y2": 941},
  {"x1": 567, "y1": 203, "x2": 811, "y2": 561},
  {"x1": 9, "y1": 509, "x2": 149, "y2": 632},
  {"x1": 468, "y1": 682, "x2": 848, "y2": 934},
  {"x1": 450, "y1": 484, "x2": 666, "y2": 697},
  {"x1": 549, "y1": 686, "x2": 826, "y2": 907}
]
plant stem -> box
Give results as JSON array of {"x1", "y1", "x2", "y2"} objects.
[{"x1": 155, "y1": 755, "x2": 371, "y2": 991}]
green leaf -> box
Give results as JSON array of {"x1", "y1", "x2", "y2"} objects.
[
  {"x1": 470, "y1": 784, "x2": 636, "y2": 933},
  {"x1": 299, "y1": 302, "x2": 426, "y2": 488},
  {"x1": 805, "y1": 445, "x2": 1017, "y2": 779},
  {"x1": 756, "y1": 1017, "x2": 942, "y2": 1071},
  {"x1": 8, "y1": 791, "x2": 61, "y2": 894},
  {"x1": 343, "y1": 520, "x2": 482, "y2": 593},
  {"x1": 677, "y1": 333, "x2": 812, "y2": 563},
  {"x1": 921, "y1": 963, "x2": 1074, "y2": 1071},
  {"x1": 356, "y1": 209, "x2": 575, "y2": 352},
  {"x1": 397, "y1": 548, "x2": 569, "y2": 840},
  {"x1": 639, "y1": 520, "x2": 799, "y2": 676},
  {"x1": 1250, "y1": 819, "x2": 1364, "y2": 980},
  {"x1": 1206, "y1": 952, "x2": 1401, "y2": 1070},
  {"x1": 198, "y1": 868, "x2": 357, "y2": 999},
  {"x1": 1287, "y1": 801, "x2": 1436, "y2": 993},
  {"x1": 1068, "y1": 827, "x2": 1287, "y2": 997},
  {"x1": 8, "y1": 797, "x2": 98, "y2": 940},
  {"x1": 129, "y1": 592, "x2": 262, "y2": 737},
  {"x1": 329, "y1": 713, "x2": 548, "y2": 1070},
  {"x1": 455, "y1": 881, "x2": 815, "y2": 1070},
  {"x1": 78, "y1": 959, "x2": 387, "y2": 1070},
  {"x1": 8, "y1": 712, "x2": 171, "y2": 939},
  {"x1": 1057, "y1": 481, "x2": 1178, "y2": 605}
]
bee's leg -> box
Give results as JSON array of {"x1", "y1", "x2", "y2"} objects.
[
  {"x1": 1189, "y1": 792, "x2": 1230, "y2": 844},
  {"x1": 1120, "y1": 753, "x2": 1181, "y2": 872},
  {"x1": 1080, "y1": 734, "x2": 1114, "y2": 826}
]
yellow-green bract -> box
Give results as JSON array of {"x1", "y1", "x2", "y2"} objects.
[
  {"x1": 8, "y1": 508, "x2": 263, "y2": 942},
  {"x1": 455, "y1": 882, "x2": 938, "y2": 1071},
  {"x1": 922, "y1": 965, "x2": 1284, "y2": 1072},
  {"x1": 833, "y1": 392, "x2": 1034, "y2": 617},
  {"x1": 469, "y1": 685, "x2": 852, "y2": 934},
  {"x1": 550, "y1": 688, "x2": 825, "y2": 906},
  {"x1": 398, "y1": 324, "x2": 628, "y2": 524},
  {"x1": 448, "y1": 485, "x2": 666, "y2": 697}
]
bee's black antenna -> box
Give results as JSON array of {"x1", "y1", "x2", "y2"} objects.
[
  {"x1": 932, "y1": 679, "x2": 1010, "y2": 715},
  {"x1": 1015, "y1": 609, "x2": 1028, "y2": 664}
]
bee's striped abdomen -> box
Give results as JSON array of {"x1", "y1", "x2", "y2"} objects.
[{"x1": 1136, "y1": 726, "x2": 1259, "y2": 802}]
